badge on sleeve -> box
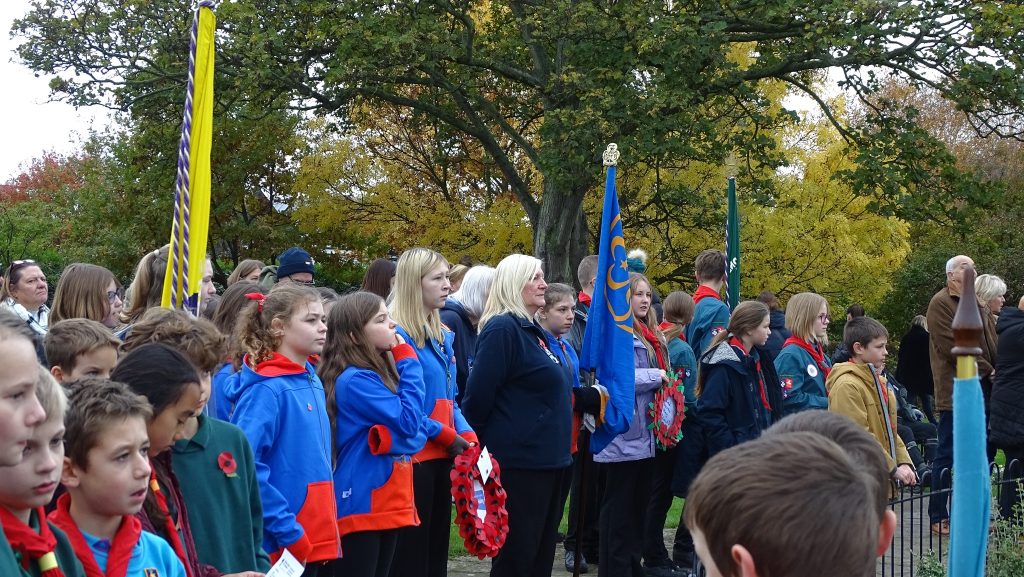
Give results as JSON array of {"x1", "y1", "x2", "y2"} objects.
[
  {"x1": 806, "y1": 364, "x2": 818, "y2": 378},
  {"x1": 711, "y1": 326, "x2": 725, "y2": 337},
  {"x1": 145, "y1": 569, "x2": 160, "y2": 577},
  {"x1": 781, "y1": 378, "x2": 794, "y2": 398}
]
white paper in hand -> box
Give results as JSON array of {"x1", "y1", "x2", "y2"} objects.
[
  {"x1": 477, "y1": 446, "x2": 493, "y2": 484},
  {"x1": 266, "y1": 548, "x2": 303, "y2": 577}
]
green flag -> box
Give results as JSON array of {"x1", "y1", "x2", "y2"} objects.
[{"x1": 726, "y1": 175, "x2": 740, "y2": 310}]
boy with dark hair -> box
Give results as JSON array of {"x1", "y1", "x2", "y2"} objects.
[
  {"x1": 826, "y1": 316, "x2": 918, "y2": 488},
  {"x1": 44, "y1": 319, "x2": 120, "y2": 383},
  {"x1": 121, "y1": 308, "x2": 271, "y2": 573},
  {"x1": 0, "y1": 367, "x2": 86, "y2": 577},
  {"x1": 49, "y1": 378, "x2": 187, "y2": 577},
  {"x1": 685, "y1": 249, "x2": 730, "y2": 356},
  {"x1": 684, "y1": 431, "x2": 895, "y2": 577}
]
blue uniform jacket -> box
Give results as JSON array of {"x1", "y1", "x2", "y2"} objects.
[
  {"x1": 697, "y1": 341, "x2": 771, "y2": 457},
  {"x1": 775, "y1": 342, "x2": 832, "y2": 415},
  {"x1": 394, "y1": 325, "x2": 476, "y2": 462},
  {"x1": 462, "y1": 313, "x2": 573, "y2": 470},
  {"x1": 211, "y1": 362, "x2": 236, "y2": 421},
  {"x1": 228, "y1": 354, "x2": 339, "y2": 563},
  {"x1": 686, "y1": 296, "x2": 730, "y2": 357},
  {"x1": 333, "y1": 343, "x2": 429, "y2": 538}
]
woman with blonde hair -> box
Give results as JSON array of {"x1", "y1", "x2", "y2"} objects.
[
  {"x1": 774, "y1": 292, "x2": 833, "y2": 415},
  {"x1": 976, "y1": 273, "x2": 1007, "y2": 324},
  {"x1": 389, "y1": 247, "x2": 475, "y2": 577},
  {"x1": 50, "y1": 263, "x2": 124, "y2": 329},
  {"x1": 463, "y1": 254, "x2": 588, "y2": 577}
]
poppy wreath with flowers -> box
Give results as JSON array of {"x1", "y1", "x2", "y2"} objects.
[
  {"x1": 648, "y1": 369, "x2": 686, "y2": 450},
  {"x1": 449, "y1": 444, "x2": 509, "y2": 559}
]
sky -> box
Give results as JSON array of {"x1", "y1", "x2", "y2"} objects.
[{"x1": 1, "y1": 1, "x2": 110, "y2": 181}]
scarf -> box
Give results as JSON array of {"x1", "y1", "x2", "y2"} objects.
[
  {"x1": 149, "y1": 468, "x2": 194, "y2": 577},
  {"x1": 0, "y1": 298, "x2": 49, "y2": 335},
  {"x1": 49, "y1": 493, "x2": 141, "y2": 577},
  {"x1": 729, "y1": 337, "x2": 771, "y2": 411},
  {"x1": 636, "y1": 322, "x2": 667, "y2": 371},
  {"x1": 692, "y1": 285, "x2": 721, "y2": 305},
  {"x1": 782, "y1": 336, "x2": 831, "y2": 380},
  {"x1": 0, "y1": 507, "x2": 65, "y2": 577},
  {"x1": 577, "y1": 291, "x2": 592, "y2": 307}
]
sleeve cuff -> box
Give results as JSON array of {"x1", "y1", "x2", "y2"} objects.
[
  {"x1": 434, "y1": 424, "x2": 457, "y2": 447},
  {"x1": 368, "y1": 424, "x2": 393, "y2": 455},
  {"x1": 392, "y1": 343, "x2": 417, "y2": 362},
  {"x1": 280, "y1": 532, "x2": 313, "y2": 563},
  {"x1": 460, "y1": 431, "x2": 479, "y2": 446}
]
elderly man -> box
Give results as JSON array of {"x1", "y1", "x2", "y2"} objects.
[{"x1": 926, "y1": 255, "x2": 997, "y2": 535}]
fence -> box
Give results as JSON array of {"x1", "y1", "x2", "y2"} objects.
[{"x1": 878, "y1": 460, "x2": 1024, "y2": 577}]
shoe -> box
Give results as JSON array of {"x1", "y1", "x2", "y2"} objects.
[
  {"x1": 931, "y1": 519, "x2": 950, "y2": 536},
  {"x1": 644, "y1": 562, "x2": 686, "y2": 577},
  {"x1": 565, "y1": 550, "x2": 589, "y2": 574}
]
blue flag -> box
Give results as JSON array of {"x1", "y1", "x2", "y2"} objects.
[
  {"x1": 950, "y1": 374, "x2": 990, "y2": 575},
  {"x1": 580, "y1": 162, "x2": 635, "y2": 454}
]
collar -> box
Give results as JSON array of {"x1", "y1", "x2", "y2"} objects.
[
  {"x1": 252, "y1": 353, "x2": 309, "y2": 377},
  {"x1": 693, "y1": 285, "x2": 722, "y2": 304},
  {"x1": 174, "y1": 415, "x2": 210, "y2": 452}
]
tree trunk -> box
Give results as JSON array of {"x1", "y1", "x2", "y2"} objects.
[{"x1": 534, "y1": 180, "x2": 589, "y2": 287}]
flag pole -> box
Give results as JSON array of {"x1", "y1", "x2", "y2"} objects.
[
  {"x1": 725, "y1": 153, "x2": 740, "y2": 310},
  {"x1": 949, "y1": 265, "x2": 989, "y2": 576}
]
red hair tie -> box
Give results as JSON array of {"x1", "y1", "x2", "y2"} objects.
[{"x1": 245, "y1": 292, "x2": 266, "y2": 312}]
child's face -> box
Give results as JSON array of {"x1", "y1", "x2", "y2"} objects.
[
  {"x1": 630, "y1": 281, "x2": 653, "y2": 319},
  {"x1": 0, "y1": 338, "x2": 46, "y2": 466},
  {"x1": 539, "y1": 297, "x2": 575, "y2": 337},
  {"x1": 279, "y1": 299, "x2": 327, "y2": 359},
  {"x1": 420, "y1": 264, "x2": 452, "y2": 312},
  {"x1": 147, "y1": 384, "x2": 203, "y2": 456},
  {"x1": 748, "y1": 314, "x2": 771, "y2": 348},
  {"x1": 64, "y1": 346, "x2": 119, "y2": 382},
  {"x1": 856, "y1": 337, "x2": 888, "y2": 368},
  {"x1": 64, "y1": 417, "x2": 151, "y2": 518},
  {"x1": 814, "y1": 303, "x2": 830, "y2": 340},
  {"x1": 0, "y1": 417, "x2": 65, "y2": 517},
  {"x1": 102, "y1": 279, "x2": 123, "y2": 329},
  {"x1": 364, "y1": 303, "x2": 397, "y2": 352}
]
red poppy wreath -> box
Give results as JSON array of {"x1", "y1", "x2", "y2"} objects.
[
  {"x1": 648, "y1": 369, "x2": 686, "y2": 450},
  {"x1": 450, "y1": 445, "x2": 509, "y2": 559}
]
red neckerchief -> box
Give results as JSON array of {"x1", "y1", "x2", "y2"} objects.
[
  {"x1": 577, "y1": 291, "x2": 592, "y2": 307},
  {"x1": 149, "y1": 467, "x2": 194, "y2": 577},
  {"x1": 636, "y1": 322, "x2": 667, "y2": 370},
  {"x1": 48, "y1": 493, "x2": 141, "y2": 577},
  {"x1": 782, "y1": 336, "x2": 831, "y2": 380},
  {"x1": 0, "y1": 506, "x2": 65, "y2": 577},
  {"x1": 692, "y1": 285, "x2": 722, "y2": 305},
  {"x1": 658, "y1": 321, "x2": 685, "y2": 342},
  {"x1": 729, "y1": 337, "x2": 771, "y2": 411}
]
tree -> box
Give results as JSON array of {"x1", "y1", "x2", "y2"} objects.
[{"x1": 16, "y1": 1, "x2": 1024, "y2": 282}]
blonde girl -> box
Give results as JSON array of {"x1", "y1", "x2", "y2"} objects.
[
  {"x1": 774, "y1": 292, "x2": 832, "y2": 415},
  {"x1": 50, "y1": 263, "x2": 124, "y2": 329}
]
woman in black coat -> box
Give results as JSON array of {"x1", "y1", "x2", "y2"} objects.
[
  {"x1": 989, "y1": 297, "x2": 1024, "y2": 519},
  {"x1": 896, "y1": 315, "x2": 935, "y2": 423}
]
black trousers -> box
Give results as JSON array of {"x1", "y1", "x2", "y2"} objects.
[
  {"x1": 490, "y1": 467, "x2": 566, "y2": 577},
  {"x1": 327, "y1": 530, "x2": 399, "y2": 577},
  {"x1": 642, "y1": 446, "x2": 687, "y2": 568},
  {"x1": 564, "y1": 450, "x2": 602, "y2": 558},
  {"x1": 998, "y1": 448, "x2": 1024, "y2": 520},
  {"x1": 598, "y1": 458, "x2": 655, "y2": 577},
  {"x1": 390, "y1": 459, "x2": 452, "y2": 577}
]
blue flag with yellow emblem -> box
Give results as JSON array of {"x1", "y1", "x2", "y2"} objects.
[{"x1": 581, "y1": 152, "x2": 635, "y2": 454}]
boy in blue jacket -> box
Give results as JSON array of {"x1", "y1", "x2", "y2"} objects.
[{"x1": 686, "y1": 250, "x2": 731, "y2": 357}]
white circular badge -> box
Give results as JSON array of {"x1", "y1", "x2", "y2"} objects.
[{"x1": 807, "y1": 364, "x2": 819, "y2": 378}]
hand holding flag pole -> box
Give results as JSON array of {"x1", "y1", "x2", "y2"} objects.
[{"x1": 949, "y1": 265, "x2": 989, "y2": 576}]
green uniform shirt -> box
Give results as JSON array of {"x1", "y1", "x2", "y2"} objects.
[{"x1": 172, "y1": 415, "x2": 271, "y2": 573}]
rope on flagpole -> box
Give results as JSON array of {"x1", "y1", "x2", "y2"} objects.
[{"x1": 170, "y1": 0, "x2": 218, "y2": 310}]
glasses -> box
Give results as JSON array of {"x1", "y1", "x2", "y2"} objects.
[
  {"x1": 818, "y1": 313, "x2": 831, "y2": 324},
  {"x1": 107, "y1": 288, "x2": 125, "y2": 303}
]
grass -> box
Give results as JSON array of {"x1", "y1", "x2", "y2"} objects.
[{"x1": 448, "y1": 496, "x2": 686, "y2": 559}]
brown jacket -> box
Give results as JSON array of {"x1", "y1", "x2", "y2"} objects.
[
  {"x1": 926, "y1": 287, "x2": 997, "y2": 412},
  {"x1": 826, "y1": 362, "x2": 912, "y2": 478}
]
